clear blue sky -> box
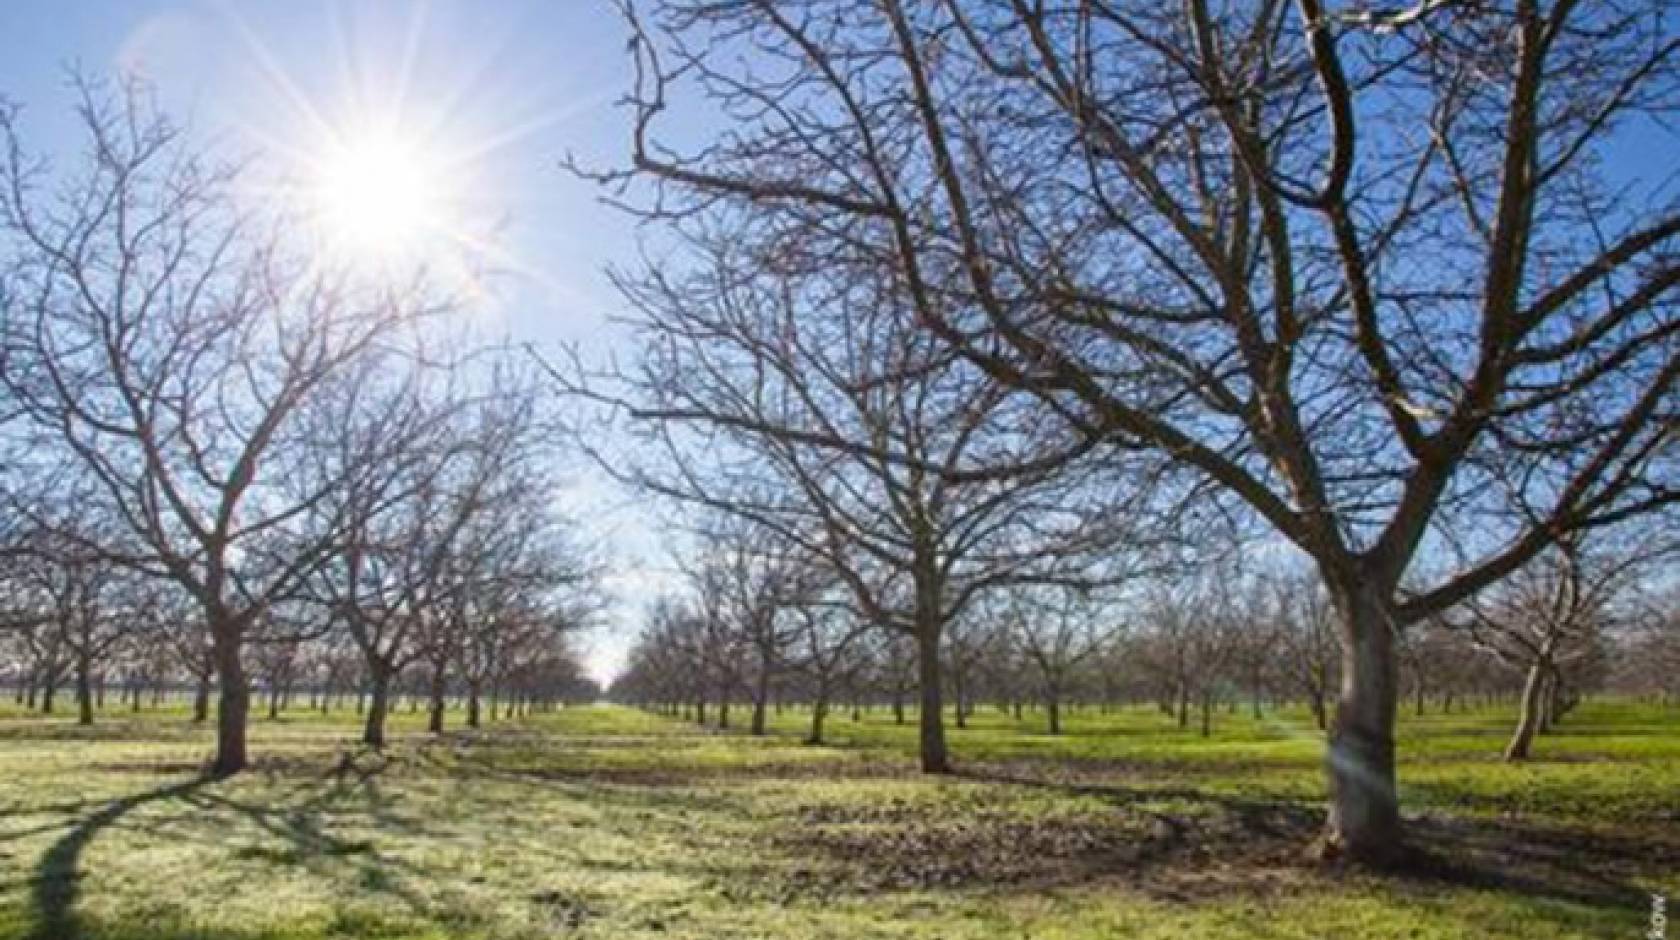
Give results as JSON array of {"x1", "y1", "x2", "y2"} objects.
[{"x1": 0, "y1": 0, "x2": 667, "y2": 685}]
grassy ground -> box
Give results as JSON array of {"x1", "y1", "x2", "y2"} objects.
[{"x1": 0, "y1": 698, "x2": 1674, "y2": 939}]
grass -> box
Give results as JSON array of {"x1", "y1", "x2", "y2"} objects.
[{"x1": 0, "y1": 697, "x2": 1674, "y2": 939}]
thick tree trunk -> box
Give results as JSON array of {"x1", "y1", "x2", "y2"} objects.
[
  {"x1": 466, "y1": 682, "x2": 482, "y2": 728},
  {"x1": 915, "y1": 626, "x2": 950, "y2": 773},
  {"x1": 1321, "y1": 586, "x2": 1403, "y2": 865},
  {"x1": 211, "y1": 627, "x2": 250, "y2": 777},
  {"x1": 363, "y1": 664, "x2": 392, "y2": 748},
  {"x1": 76, "y1": 652, "x2": 94, "y2": 726},
  {"x1": 1505, "y1": 661, "x2": 1546, "y2": 762}
]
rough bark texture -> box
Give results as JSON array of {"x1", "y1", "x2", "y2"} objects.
[
  {"x1": 363, "y1": 665, "x2": 392, "y2": 748},
  {"x1": 211, "y1": 627, "x2": 249, "y2": 777},
  {"x1": 1321, "y1": 587, "x2": 1402, "y2": 865},
  {"x1": 75, "y1": 653, "x2": 94, "y2": 726},
  {"x1": 915, "y1": 626, "x2": 949, "y2": 774}
]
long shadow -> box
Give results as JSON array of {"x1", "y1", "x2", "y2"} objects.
[
  {"x1": 31, "y1": 775, "x2": 213, "y2": 940},
  {"x1": 26, "y1": 751, "x2": 437, "y2": 940},
  {"x1": 956, "y1": 764, "x2": 1657, "y2": 912}
]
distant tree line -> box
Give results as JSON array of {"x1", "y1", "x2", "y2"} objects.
[{"x1": 611, "y1": 531, "x2": 1679, "y2": 758}]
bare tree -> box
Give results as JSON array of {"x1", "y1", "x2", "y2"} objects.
[
  {"x1": 1000, "y1": 586, "x2": 1118, "y2": 735},
  {"x1": 0, "y1": 82, "x2": 419, "y2": 773},
  {"x1": 599, "y1": 0, "x2": 1680, "y2": 862},
  {"x1": 558, "y1": 221, "x2": 1157, "y2": 772},
  {"x1": 1460, "y1": 539, "x2": 1642, "y2": 760},
  {"x1": 1273, "y1": 572, "x2": 1340, "y2": 732}
]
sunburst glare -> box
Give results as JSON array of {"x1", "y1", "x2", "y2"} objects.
[{"x1": 311, "y1": 126, "x2": 442, "y2": 261}]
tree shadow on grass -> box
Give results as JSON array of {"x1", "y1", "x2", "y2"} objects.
[
  {"x1": 956, "y1": 764, "x2": 1663, "y2": 914},
  {"x1": 31, "y1": 774, "x2": 213, "y2": 940},
  {"x1": 27, "y1": 752, "x2": 437, "y2": 940}
]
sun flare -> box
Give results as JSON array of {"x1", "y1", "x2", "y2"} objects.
[{"x1": 311, "y1": 129, "x2": 442, "y2": 262}]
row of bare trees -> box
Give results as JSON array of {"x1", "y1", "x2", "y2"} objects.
[
  {"x1": 613, "y1": 537, "x2": 1675, "y2": 757},
  {"x1": 0, "y1": 82, "x2": 601, "y2": 771},
  {"x1": 576, "y1": 0, "x2": 1680, "y2": 865}
]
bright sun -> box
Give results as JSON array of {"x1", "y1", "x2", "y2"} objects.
[{"x1": 312, "y1": 129, "x2": 441, "y2": 262}]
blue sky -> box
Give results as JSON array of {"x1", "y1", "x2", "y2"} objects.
[{"x1": 0, "y1": 0, "x2": 666, "y2": 684}]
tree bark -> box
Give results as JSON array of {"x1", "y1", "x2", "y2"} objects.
[
  {"x1": 193, "y1": 675, "x2": 210, "y2": 723},
  {"x1": 915, "y1": 626, "x2": 950, "y2": 773},
  {"x1": 363, "y1": 663, "x2": 392, "y2": 748},
  {"x1": 427, "y1": 663, "x2": 447, "y2": 734},
  {"x1": 807, "y1": 696, "x2": 828, "y2": 745},
  {"x1": 75, "y1": 651, "x2": 94, "y2": 726},
  {"x1": 750, "y1": 652, "x2": 771, "y2": 736},
  {"x1": 211, "y1": 626, "x2": 250, "y2": 777},
  {"x1": 1321, "y1": 586, "x2": 1402, "y2": 865},
  {"x1": 1505, "y1": 661, "x2": 1546, "y2": 762}
]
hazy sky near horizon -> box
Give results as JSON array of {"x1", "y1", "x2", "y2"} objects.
[{"x1": 0, "y1": 1, "x2": 670, "y2": 685}]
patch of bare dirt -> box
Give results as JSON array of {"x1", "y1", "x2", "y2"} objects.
[{"x1": 767, "y1": 796, "x2": 1317, "y2": 901}]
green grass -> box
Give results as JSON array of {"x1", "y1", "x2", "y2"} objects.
[{"x1": 0, "y1": 698, "x2": 1674, "y2": 939}]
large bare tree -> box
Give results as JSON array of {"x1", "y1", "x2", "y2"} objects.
[{"x1": 598, "y1": 0, "x2": 1680, "y2": 863}]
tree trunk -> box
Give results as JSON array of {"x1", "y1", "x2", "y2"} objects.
[
  {"x1": 750, "y1": 653, "x2": 771, "y2": 736},
  {"x1": 1537, "y1": 668, "x2": 1557, "y2": 733},
  {"x1": 76, "y1": 652, "x2": 94, "y2": 726},
  {"x1": 1321, "y1": 586, "x2": 1402, "y2": 865},
  {"x1": 466, "y1": 682, "x2": 482, "y2": 728},
  {"x1": 915, "y1": 626, "x2": 950, "y2": 773},
  {"x1": 193, "y1": 675, "x2": 210, "y2": 723},
  {"x1": 363, "y1": 664, "x2": 392, "y2": 748},
  {"x1": 1505, "y1": 661, "x2": 1546, "y2": 762},
  {"x1": 1309, "y1": 691, "x2": 1327, "y2": 732},
  {"x1": 807, "y1": 696, "x2": 828, "y2": 745},
  {"x1": 211, "y1": 626, "x2": 250, "y2": 777},
  {"x1": 1047, "y1": 695, "x2": 1061, "y2": 736},
  {"x1": 427, "y1": 663, "x2": 447, "y2": 734}
]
